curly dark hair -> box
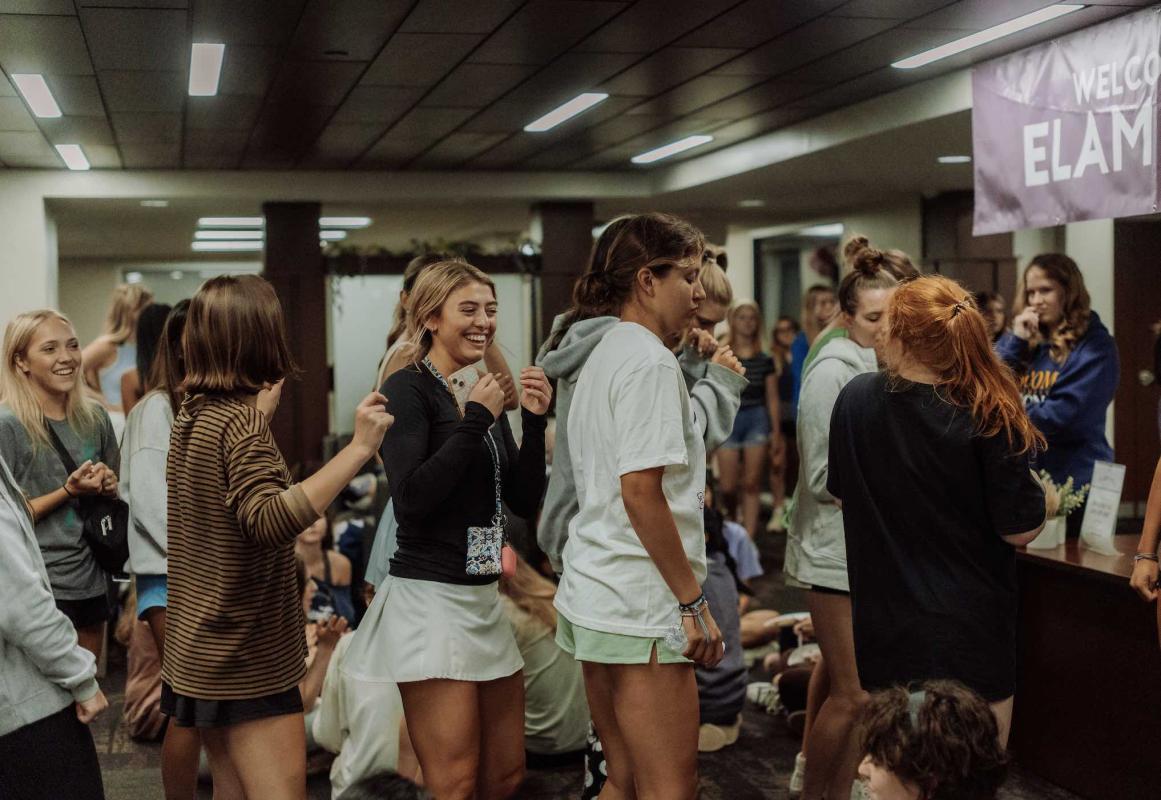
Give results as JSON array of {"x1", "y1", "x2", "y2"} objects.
[{"x1": 860, "y1": 681, "x2": 1009, "y2": 800}]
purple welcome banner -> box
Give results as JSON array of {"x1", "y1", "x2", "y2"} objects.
[{"x1": 973, "y1": 7, "x2": 1161, "y2": 235}]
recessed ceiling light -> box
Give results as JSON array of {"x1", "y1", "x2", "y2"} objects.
[
  {"x1": 140, "y1": 199, "x2": 169, "y2": 208},
  {"x1": 319, "y1": 216, "x2": 372, "y2": 228},
  {"x1": 798, "y1": 223, "x2": 844, "y2": 238},
  {"x1": 170, "y1": 270, "x2": 184, "y2": 280},
  {"x1": 738, "y1": 199, "x2": 765, "y2": 208},
  {"x1": 197, "y1": 216, "x2": 264, "y2": 228},
  {"x1": 54, "y1": 144, "x2": 89, "y2": 171},
  {"x1": 524, "y1": 93, "x2": 609, "y2": 133},
  {"x1": 11, "y1": 74, "x2": 61, "y2": 118},
  {"x1": 189, "y1": 43, "x2": 226, "y2": 96},
  {"x1": 892, "y1": 4, "x2": 1084, "y2": 69},
  {"x1": 195, "y1": 230, "x2": 264, "y2": 240},
  {"x1": 319, "y1": 230, "x2": 348, "y2": 241},
  {"x1": 631, "y1": 135, "x2": 714, "y2": 165},
  {"x1": 192, "y1": 241, "x2": 264, "y2": 252},
  {"x1": 125, "y1": 271, "x2": 144, "y2": 284},
  {"x1": 937, "y1": 155, "x2": 972, "y2": 164}
]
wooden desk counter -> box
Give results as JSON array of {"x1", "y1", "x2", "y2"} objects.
[{"x1": 1011, "y1": 534, "x2": 1160, "y2": 799}]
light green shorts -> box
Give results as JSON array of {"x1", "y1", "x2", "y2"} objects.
[{"x1": 556, "y1": 614, "x2": 689, "y2": 665}]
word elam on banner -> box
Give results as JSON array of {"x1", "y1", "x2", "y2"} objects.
[{"x1": 973, "y1": 7, "x2": 1161, "y2": 236}]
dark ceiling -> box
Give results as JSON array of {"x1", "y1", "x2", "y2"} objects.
[{"x1": 0, "y1": 0, "x2": 1148, "y2": 171}]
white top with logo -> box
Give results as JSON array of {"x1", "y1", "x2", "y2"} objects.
[{"x1": 555, "y1": 322, "x2": 707, "y2": 638}]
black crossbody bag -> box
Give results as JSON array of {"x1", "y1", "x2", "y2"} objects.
[{"x1": 44, "y1": 421, "x2": 129, "y2": 575}]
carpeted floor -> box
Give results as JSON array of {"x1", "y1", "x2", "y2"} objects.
[{"x1": 95, "y1": 531, "x2": 1081, "y2": 800}]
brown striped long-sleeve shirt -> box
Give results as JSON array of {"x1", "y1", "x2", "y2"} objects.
[{"x1": 162, "y1": 394, "x2": 319, "y2": 700}]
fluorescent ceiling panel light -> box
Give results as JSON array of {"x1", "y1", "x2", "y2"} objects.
[
  {"x1": 189, "y1": 43, "x2": 226, "y2": 96},
  {"x1": 892, "y1": 4, "x2": 1084, "y2": 69},
  {"x1": 125, "y1": 271, "x2": 144, "y2": 284},
  {"x1": 197, "y1": 216, "x2": 264, "y2": 227},
  {"x1": 191, "y1": 240, "x2": 263, "y2": 252},
  {"x1": 11, "y1": 74, "x2": 61, "y2": 118},
  {"x1": 798, "y1": 223, "x2": 844, "y2": 238},
  {"x1": 631, "y1": 135, "x2": 714, "y2": 165},
  {"x1": 195, "y1": 230, "x2": 264, "y2": 240},
  {"x1": 738, "y1": 199, "x2": 765, "y2": 208},
  {"x1": 937, "y1": 155, "x2": 972, "y2": 164},
  {"x1": 319, "y1": 230, "x2": 348, "y2": 241},
  {"x1": 319, "y1": 216, "x2": 371, "y2": 228},
  {"x1": 55, "y1": 144, "x2": 89, "y2": 171},
  {"x1": 524, "y1": 93, "x2": 609, "y2": 132},
  {"x1": 140, "y1": 199, "x2": 169, "y2": 208}
]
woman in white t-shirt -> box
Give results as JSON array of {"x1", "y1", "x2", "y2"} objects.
[{"x1": 555, "y1": 212, "x2": 724, "y2": 800}]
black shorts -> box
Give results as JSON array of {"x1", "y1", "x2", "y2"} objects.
[
  {"x1": 55, "y1": 594, "x2": 111, "y2": 628},
  {"x1": 0, "y1": 705, "x2": 105, "y2": 799},
  {"x1": 810, "y1": 584, "x2": 850, "y2": 597},
  {"x1": 161, "y1": 683, "x2": 303, "y2": 729}
]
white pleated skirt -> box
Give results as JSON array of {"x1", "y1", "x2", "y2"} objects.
[{"x1": 344, "y1": 575, "x2": 523, "y2": 684}]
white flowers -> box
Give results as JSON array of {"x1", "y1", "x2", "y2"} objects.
[{"x1": 1039, "y1": 469, "x2": 1090, "y2": 518}]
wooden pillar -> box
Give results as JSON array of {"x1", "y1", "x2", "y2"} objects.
[
  {"x1": 262, "y1": 201, "x2": 326, "y2": 473},
  {"x1": 533, "y1": 201, "x2": 593, "y2": 350}
]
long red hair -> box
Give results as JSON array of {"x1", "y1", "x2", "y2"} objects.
[{"x1": 887, "y1": 275, "x2": 1044, "y2": 454}]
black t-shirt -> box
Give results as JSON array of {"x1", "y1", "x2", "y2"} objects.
[
  {"x1": 827, "y1": 372, "x2": 1045, "y2": 701},
  {"x1": 738, "y1": 352, "x2": 776, "y2": 408},
  {"x1": 380, "y1": 364, "x2": 546, "y2": 585}
]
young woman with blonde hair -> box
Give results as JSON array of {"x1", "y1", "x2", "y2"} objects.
[
  {"x1": 0, "y1": 309, "x2": 120, "y2": 656},
  {"x1": 717, "y1": 301, "x2": 778, "y2": 538},
  {"x1": 162, "y1": 275, "x2": 393, "y2": 800},
  {"x1": 829, "y1": 275, "x2": 1047, "y2": 749},
  {"x1": 360, "y1": 259, "x2": 550, "y2": 800},
  {"x1": 82, "y1": 283, "x2": 153, "y2": 419}
]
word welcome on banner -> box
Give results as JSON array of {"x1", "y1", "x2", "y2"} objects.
[{"x1": 973, "y1": 7, "x2": 1161, "y2": 235}]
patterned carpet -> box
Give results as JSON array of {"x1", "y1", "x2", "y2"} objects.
[{"x1": 95, "y1": 532, "x2": 1081, "y2": 800}]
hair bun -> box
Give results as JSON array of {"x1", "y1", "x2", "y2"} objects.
[{"x1": 843, "y1": 234, "x2": 871, "y2": 265}]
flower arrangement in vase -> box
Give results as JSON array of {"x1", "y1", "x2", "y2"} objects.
[{"x1": 1027, "y1": 471, "x2": 1091, "y2": 549}]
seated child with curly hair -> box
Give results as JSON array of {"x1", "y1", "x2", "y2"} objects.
[{"x1": 858, "y1": 680, "x2": 1009, "y2": 800}]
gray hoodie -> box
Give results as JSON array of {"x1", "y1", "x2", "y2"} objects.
[
  {"x1": 784, "y1": 336, "x2": 878, "y2": 592},
  {"x1": 537, "y1": 314, "x2": 748, "y2": 573},
  {"x1": 0, "y1": 454, "x2": 99, "y2": 737}
]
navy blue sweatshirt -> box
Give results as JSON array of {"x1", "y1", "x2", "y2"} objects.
[{"x1": 996, "y1": 312, "x2": 1118, "y2": 489}]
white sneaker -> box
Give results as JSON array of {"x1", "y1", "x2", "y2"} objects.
[
  {"x1": 788, "y1": 752, "x2": 806, "y2": 798},
  {"x1": 745, "y1": 681, "x2": 780, "y2": 714},
  {"x1": 766, "y1": 504, "x2": 786, "y2": 533}
]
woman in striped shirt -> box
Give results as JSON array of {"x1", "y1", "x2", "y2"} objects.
[{"x1": 162, "y1": 275, "x2": 393, "y2": 800}]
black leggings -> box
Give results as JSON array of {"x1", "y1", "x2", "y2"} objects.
[{"x1": 0, "y1": 705, "x2": 105, "y2": 800}]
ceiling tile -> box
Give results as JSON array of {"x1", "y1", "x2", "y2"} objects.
[
  {"x1": 79, "y1": 8, "x2": 188, "y2": 71},
  {"x1": 38, "y1": 115, "x2": 116, "y2": 145},
  {"x1": 0, "y1": 96, "x2": 38, "y2": 132},
  {"x1": 701, "y1": 105, "x2": 814, "y2": 142},
  {"x1": 464, "y1": 133, "x2": 544, "y2": 168},
  {"x1": 185, "y1": 94, "x2": 263, "y2": 130},
  {"x1": 244, "y1": 103, "x2": 335, "y2": 162},
  {"x1": 98, "y1": 71, "x2": 184, "y2": 113},
  {"x1": 0, "y1": 15, "x2": 93, "y2": 75},
  {"x1": 387, "y1": 106, "x2": 475, "y2": 139},
  {"x1": 0, "y1": 130, "x2": 60, "y2": 166},
  {"x1": 410, "y1": 131, "x2": 507, "y2": 167},
  {"x1": 712, "y1": 15, "x2": 897, "y2": 76},
  {"x1": 358, "y1": 135, "x2": 430, "y2": 168},
  {"x1": 626, "y1": 74, "x2": 768, "y2": 118},
  {"x1": 0, "y1": 1, "x2": 77, "y2": 13},
  {"x1": 300, "y1": 122, "x2": 384, "y2": 166},
  {"x1": 469, "y1": 1, "x2": 627, "y2": 65},
  {"x1": 79, "y1": 0, "x2": 187, "y2": 7},
  {"x1": 673, "y1": 0, "x2": 845, "y2": 49},
  {"x1": 287, "y1": 0, "x2": 410, "y2": 61},
  {"x1": 82, "y1": 143, "x2": 121, "y2": 168},
  {"x1": 421, "y1": 62, "x2": 539, "y2": 107},
  {"x1": 500, "y1": 51, "x2": 639, "y2": 106},
  {"x1": 264, "y1": 60, "x2": 367, "y2": 106},
  {"x1": 399, "y1": 0, "x2": 524, "y2": 34},
  {"x1": 120, "y1": 141, "x2": 181, "y2": 168},
  {"x1": 217, "y1": 46, "x2": 281, "y2": 97},
  {"x1": 331, "y1": 85, "x2": 426, "y2": 125},
  {"x1": 184, "y1": 128, "x2": 249, "y2": 167},
  {"x1": 830, "y1": 0, "x2": 955, "y2": 20},
  {"x1": 574, "y1": 0, "x2": 734, "y2": 54},
  {"x1": 598, "y1": 47, "x2": 744, "y2": 97},
  {"x1": 903, "y1": 0, "x2": 1068, "y2": 31},
  {"x1": 192, "y1": 0, "x2": 306, "y2": 46},
  {"x1": 0, "y1": 74, "x2": 13, "y2": 97},
  {"x1": 362, "y1": 32, "x2": 482, "y2": 86},
  {"x1": 777, "y1": 27, "x2": 959, "y2": 86},
  {"x1": 110, "y1": 112, "x2": 182, "y2": 144},
  {"x1": 692, "y1": 79, "x2": 824, "y2": 119},
  {"x1": 579, "y1": 114, "x2": 673, "y2": 147},
  {"x1": 45, "y1": 75, "x2": 105, "y2": 115},
  {"x1": 461, "y1": 93, "x2": 636, "y2": 134},
  {"x1": 522, "y1": 139, "x2": 596, "y2": 169}
]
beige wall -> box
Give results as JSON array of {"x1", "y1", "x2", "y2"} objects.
[{"x1": 839, "y1": 198, "x2": 923, "y2": 261}]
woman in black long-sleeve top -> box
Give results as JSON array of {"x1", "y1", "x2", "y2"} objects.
[{"x1": 365, "y1": 259, "x2": 550, "y2": 800}]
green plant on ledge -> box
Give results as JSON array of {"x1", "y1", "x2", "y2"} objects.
[{"x1": 1039, "y1": 470, "x2": 1090, "y2": 518}]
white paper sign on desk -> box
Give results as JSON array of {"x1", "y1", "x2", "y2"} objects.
[{"x1": 1080, "y1": 461, "x2": 1124, "y2": 556}]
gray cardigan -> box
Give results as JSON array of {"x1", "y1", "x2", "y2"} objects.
[
  {"x1": 536, "y1": 315, "x2": 747, "y2": 572},
  {"x1": 0, "y1": 454, "x2": 99, "y2": 737},
  {"x1": 121, "y1": 390, "x2": 174, "y2": 575}
]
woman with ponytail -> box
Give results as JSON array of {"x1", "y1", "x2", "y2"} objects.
[
  {"x1": 784, "y1": 244, "x2": 899, "y2": 800},
  {"x1": 828, "y1": 275, "x2": 1048, "y2": 751},
  {"x1": 998, "y1": 254, "x2": 1118, "y2": 537}
]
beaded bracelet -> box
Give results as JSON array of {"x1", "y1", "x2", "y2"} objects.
[
  {"x1": 1134, "y1": 553, "x2": 1159, "y2": 564},
  {"x1": 678, "y1": 593, "x2": 707, "y2": 615}
]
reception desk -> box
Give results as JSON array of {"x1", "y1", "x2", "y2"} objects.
[{"x1": 1012, "y1": 535, "x2": 1161, "y2": 798}]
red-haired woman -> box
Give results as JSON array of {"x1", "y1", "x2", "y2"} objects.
[{"x1": 828, "y1": 275, "x2": 1047, "y2": 748}]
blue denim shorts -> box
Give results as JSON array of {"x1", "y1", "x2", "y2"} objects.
[
  {"x1": 135, "y1": 574, "x2": 168, "y2": 619},
  {"x1": 722, "y1": 404, "x2": 772, "y2": 449}
]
